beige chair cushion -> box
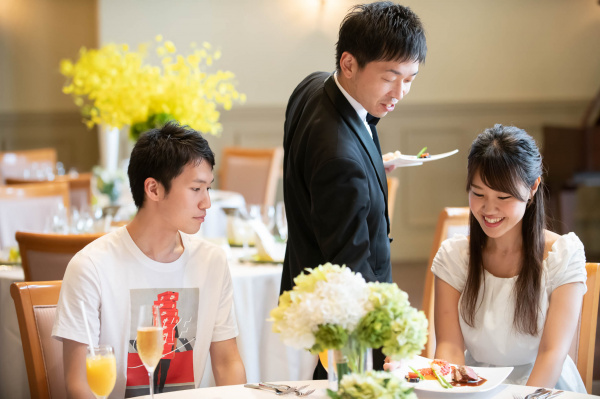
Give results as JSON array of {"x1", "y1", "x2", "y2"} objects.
[
  {"x1": 34, "y1": 305, "x2": 66, "y2": 399},
  {"x1": 224, "y1": 157, "x2": 271, "y2": 205}
]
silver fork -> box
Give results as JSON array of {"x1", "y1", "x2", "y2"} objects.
[
  {"x1": 260, "y1": 383, "x2": 309, "y2": 394},
  {"x1": 295, "y1": 388, "x2": 315, "y2": 396}
]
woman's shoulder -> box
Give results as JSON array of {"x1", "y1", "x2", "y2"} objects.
[
  {"x1": 544, "y1": 230, "x2": 585, "y2": 266},
  {"x1": 437, "y1": 234, "x2": 470, "y2": 264}
]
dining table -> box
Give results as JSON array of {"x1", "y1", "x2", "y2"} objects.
[{"x1": 137, "y1": 379, "x2": 598, "y2": 398}]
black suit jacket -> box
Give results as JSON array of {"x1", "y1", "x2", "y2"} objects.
[{"x1": 280, "y1": 72, "x2": 392, "y2": 294}]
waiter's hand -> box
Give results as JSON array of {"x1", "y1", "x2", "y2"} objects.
[{"x1": 385, "y1": 164, "x2": 397, "y2": 173}]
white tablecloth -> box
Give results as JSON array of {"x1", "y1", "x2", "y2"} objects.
[
  {"x1": 0, "y1": 266, "x2": 30, "y2": 399},
  {"x1": 0, "y1": 254, "x2": 316, "y2": 398},
  {"x1": 0, "y1": 196, "x2": 64, "y2": 249},
  {"x1": 138, "y1": 379, "x2": 597, "y2": 399}
]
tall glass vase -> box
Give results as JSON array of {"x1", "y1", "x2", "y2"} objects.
[
  {"x1": 327, "y1": 336, "x2": 372, "y2": 391},
  {"x1": 98, "y1": 125, "x2": 120, "y2": 173}
]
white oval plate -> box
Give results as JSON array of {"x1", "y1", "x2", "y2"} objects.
[
  {"x1": 383, "y1": 149, "x2": 459, "y2": 168},
  {"x1": 393, "y1": 356, "x2": 513, "y2": 393}
]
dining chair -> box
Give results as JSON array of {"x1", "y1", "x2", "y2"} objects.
[
  {"x1": 16, "y1": 231, "x2": 105, "y2": 281},
  {"x1": 0, "y1": 182, "x2": 71, "y2": 249},
  {"x1": 10, "y1": 280, "x2": 65, "y2": 399},
  {"x1": 421, "y1": 206, "x2": 470, "y2": 358},
  {"x1": 386, "y1": 176, "x2": 400, "y2": 231},
  {"x1": 0, "y1": 148, "x2": 58, "y2": 182},
  {"x1": 219, "y1": 146, "x2": 284, "y2": 207},
  {"x1": 6, "y1": 172, "x2": 93, "y2": 211},
  {"x1": 569, "y1": 262, "x2": 600, "y2": 393}
]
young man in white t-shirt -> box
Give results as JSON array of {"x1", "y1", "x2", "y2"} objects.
[{"x1": 52, "y1": 122, "x2": 246, "y2": 398}]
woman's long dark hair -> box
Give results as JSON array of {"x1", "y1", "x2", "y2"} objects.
[{"x1": 462, "y1": 124, "x2": 546, "y2": 336}]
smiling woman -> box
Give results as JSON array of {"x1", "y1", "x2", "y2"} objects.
[{"x1": 430, "y1": 124, "x2": 588, "y2": 393}]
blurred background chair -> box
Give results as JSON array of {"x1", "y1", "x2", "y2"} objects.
[
  {"x1": 10, "y1": 280, "x2": 65, "y2": 399},
  {"x1": 421, "y1": 206, "x2": 470, "y2": 358},
  {"x1": 571, "y1": 262, "x2": 600, "y2": 393},
  {"x1": 386, "y1": 176, "x2": 399, "y2": 231},
  {"x1": 16, "y1": 231, "x2": 104, "y2": 281},
  {"x1": 0, "y1": 182, "x2": 70, "y2": 250},
  {"x1": 0, "y1": 148, "x2": 58, "y2": 183},
  {"x1": 6, "y1": 172, "x2": 93, "y2": 211},
  {"x1": 219, "y1": 146, "x2": 283, "y2": 207}
]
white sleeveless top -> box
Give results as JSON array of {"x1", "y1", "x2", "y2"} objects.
[{"x1": 432, "y1": 233, "x2": 587, "y2": 392}]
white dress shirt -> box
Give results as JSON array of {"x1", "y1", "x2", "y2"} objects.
[{"x1": 333, "y1": 72, "x2": 373, "y2": 139}]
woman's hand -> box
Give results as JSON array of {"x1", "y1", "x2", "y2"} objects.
[{"x1": 383, "y1": 356, "x2": 404, "y2": 371}]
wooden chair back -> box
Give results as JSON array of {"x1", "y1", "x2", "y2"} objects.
[
  {"x1": 386, "y1": 176, "x2": 399, "y2": 231},
  {"x1": 422, "y1": 207, "x2": 470, "y2": 358},
  {"x1": 6, "y1": 172, "x2": 92, "y2": 210},
  {"x1": 569, "y1": 262, "x2": 600, "y2": 393},
  {"x1": 0, "y1": 148, "x2": 57, "y2": 182},
  {"x1": 10, "y1": 281, "x2": 64, "y2": 399},
  {"x1": 16, "y1": 231, "x2": 104, "y2": 281},
  {"x1": 0, "y1": 182, "x2": 71, "y2": 249},
  {"x1": 219, "y1": 146, "x2": 283, "y2": 207}
]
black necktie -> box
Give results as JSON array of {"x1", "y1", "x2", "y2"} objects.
[{"x1": 366, "y1": 113, "x2": 382, "y2": 156}]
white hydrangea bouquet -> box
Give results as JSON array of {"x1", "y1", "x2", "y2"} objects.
[{"x1": 270, "y1": 263, "x2": 427, "y2": 394}]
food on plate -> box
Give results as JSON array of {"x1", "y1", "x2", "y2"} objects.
[
  {"x1": 415, "y1": 146, "x2": 428, "y2": 158},
  {"x1": 382, "y1": 150, "x2": 402, "y2": 162},
  {"x1": 452, "y1": 365, "x2": 479, "y2": 383},
  {"x1": 405, "y1": 359, "x2": 486, "y2": 388},
  {"x1": 418, "y1": 152, "x2": 430, "y2": 158}
]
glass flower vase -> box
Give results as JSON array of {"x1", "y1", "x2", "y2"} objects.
[{"x1": 327, "y1": 337, "x2": 372, "y2": 391}]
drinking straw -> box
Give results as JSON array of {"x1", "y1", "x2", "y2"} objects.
[{"x1": 80, "y1": 300, "x2": 95, "y2": 357}]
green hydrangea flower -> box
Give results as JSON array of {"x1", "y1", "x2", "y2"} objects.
[{"x1": 327, "y1": 370, "x2": 416, "y2": 399}]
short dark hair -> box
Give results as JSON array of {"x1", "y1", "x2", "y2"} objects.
[
  {"x1": 335, "y1": 1, "x2": 427, "y2": 71},
  {"x1": 128, "y1": 121, "x2": 215, "y2": 208}
]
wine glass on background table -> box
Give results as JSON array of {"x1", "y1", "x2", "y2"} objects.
[
  {"x1": 86, "y1": 345, "x2": 116, "y2": 399},
  {"x1": 137, "y1": 305, "x2": 164, "y2": 398},
  {"x1": 275, "y1": 202, "x2": 288, "y2": 241}
]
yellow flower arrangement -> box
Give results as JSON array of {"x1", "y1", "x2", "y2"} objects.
[{"x1": 60, "y1": 35, "x2": 246, "y2": 139}]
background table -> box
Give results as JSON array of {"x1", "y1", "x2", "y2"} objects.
[
  {"x1": 199, "y1": 190, "x2": 246, "y2": 239},
  {"x1": 0, "y1": 266, "x2": 29, "y2": 399}
]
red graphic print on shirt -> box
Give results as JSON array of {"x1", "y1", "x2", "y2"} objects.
[{"x1": 126, "y1": 288, "x2": 198, "y2": 397}]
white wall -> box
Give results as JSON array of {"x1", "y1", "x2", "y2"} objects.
[
  {"x1": 98, "y1": 0, "x2": 600, "y2": 262},
  {"x1": 99, "y1": 0, "x2": 600, "y2": 107}
]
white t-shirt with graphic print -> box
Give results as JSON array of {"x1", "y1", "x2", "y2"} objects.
[{"x1": 52, "y1": 226, "x2": 238, "y2": 398}]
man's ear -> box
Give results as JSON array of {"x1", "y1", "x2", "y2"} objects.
[
  {"x1": 339, "y1": 52, "x2": 357, "y2": 79},
  {"x1": 144, "y1": 177, "x2": 162, "y2": 203}
]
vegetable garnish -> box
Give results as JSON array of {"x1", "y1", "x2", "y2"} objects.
[
  {"x1": 432, "y1": 369, "x2": 452, "y2": 389},
  {"x1": 416, "y1": 147, "x2": 427, "y2": 158},
  {"x1": 409, "y1": 366, "x2": 425, "y2": 380}
]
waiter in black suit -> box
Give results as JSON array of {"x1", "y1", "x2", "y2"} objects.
[{"x1": 280, "y1": 1, "x2": 427, "y2": 377}]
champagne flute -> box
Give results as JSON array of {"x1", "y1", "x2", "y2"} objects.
[
  {"x1": 86, "y1": 345, "x2": 116, "y2": 399},
  {"x1": 137, "y1": 305, "x2": 164, "y2": 398},
  {"x1": 275, "y1": 202, "x2": 288, "y2": 241}
]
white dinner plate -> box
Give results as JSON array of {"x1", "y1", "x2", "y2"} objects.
[
  {"x1": 383, "y1": 149, "x2": 459, "y2": 168},
  {"x1": 393, "y1": 356, "x2": 513, "y2": 394}
]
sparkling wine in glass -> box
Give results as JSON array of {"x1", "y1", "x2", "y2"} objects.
[
  {"x1": 86, "y1": 345, "x2": 116, "y2": 399},
  {"x1": 137, "y1": 305, "x2": 164, "y2": 398}
]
